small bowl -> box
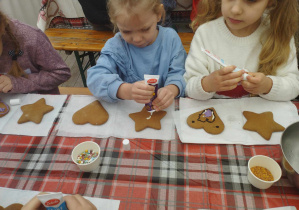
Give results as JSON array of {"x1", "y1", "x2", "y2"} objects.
[
  {"x1": 71, "y1": 141, "x2": 101, "y2": 172},
  {"x1": 247, "y1": 155, "x2": 282, "y2": 189}
]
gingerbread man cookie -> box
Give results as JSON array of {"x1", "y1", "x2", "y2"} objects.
[{"x1": 187, "y1": 107, "x2": 224, "y2": 134}]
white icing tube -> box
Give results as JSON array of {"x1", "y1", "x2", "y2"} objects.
[
  {"x1": 201, "y1": 47, "x2": 249, "y2": 80},
  {"x1": 37, "y1": 192, "x2": 68, "y2": 210}
]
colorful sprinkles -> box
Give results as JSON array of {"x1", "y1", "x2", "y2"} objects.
[{"x1": 76, "y1": 149, "x2": 99, "y2": 164}]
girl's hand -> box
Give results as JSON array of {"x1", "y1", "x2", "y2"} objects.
[
  {"x1": 131, "y1": 81, "x2": 155, "y2": 104},
  {"x1": 64, "y1": 194, "x2": 96, "y2": 210},
  {"x1": 152, "y1": 85, "x2": 178, "y2": 111},
  {"x1": 0, "y1": 75, "x2": 13, "y2": 93},
  {"x1": 241, "y1": 72, "x2": 272, "y2": 94},
  {"x1": 202, "y1": 66, "x2": 245, "y2": 92}
]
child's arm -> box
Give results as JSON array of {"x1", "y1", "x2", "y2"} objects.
[
  {"x1": 8, "y1": 31, "x2": 71, "y2": 94},
  {"x1": 242, "y1": 38, "x2": 299, "y2": 101},
  {"x1": 87, "y1": 54, "x2": 124, "y2": 103}
]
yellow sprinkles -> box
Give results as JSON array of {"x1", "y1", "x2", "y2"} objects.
[{"x1": 251, "y1": 166, "x2": 274, "y2": 181}]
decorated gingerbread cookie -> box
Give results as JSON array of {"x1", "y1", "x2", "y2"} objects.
[
  {"x1": 187, "y1": 107, "x2": 224, "y2": 134},
  {"x1": 72, "y1": 100, "x2": 109, "y2": 125},
  {"x1": 0, "y1": 101, "x2": 10, "y2": 118},
  {"x1": 18, "y1": 98, "x2": 54, "y2": 124},
  {"x1": 243, "y1": 111, "x2": 285, "y2": 140},
  {"x1": 129, "y1": 107, "x2": 167, "y2": 132}
]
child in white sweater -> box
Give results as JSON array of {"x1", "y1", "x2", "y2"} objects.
[{"x1": 184, "y1": 0, "x2": 299, "y2": 101}]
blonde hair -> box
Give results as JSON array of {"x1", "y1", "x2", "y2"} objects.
[
  {"x1": 0, "y1": 11, "x2": 26, "y2": 78},
  {"x1": 107, "y1": 0, "x2": 165, "y2": 32},
  {"x1": 191, "y1": 0, "x2": 299, "y2": 76}
]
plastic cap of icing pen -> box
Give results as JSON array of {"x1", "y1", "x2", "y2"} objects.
[
  {"x1": 10, "y1": 99, "x2": 21, "y2": 106},
  {"x1": 122, "y1": 139, "x2": 130, "y2": 151}
]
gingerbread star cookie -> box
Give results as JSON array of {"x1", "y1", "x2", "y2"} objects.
[
  {"x1": 0, "y1": 101, "x2": 10, "y2": 117},
  {"x1": 129, "y1": 107, "x2": 167, "y2": 132},
  {"x1": 187, "y1": 107, "x2": 224, "y2": 134},
  {"x1": 243, "y1": 111, "x2": 285, "y2": 140},
  {"x1": 72, "y1": 100, "x2": 109, "y2": 125},
  {"x1": 0, "y1": 203, "x2": 23, "y2": 210},
  {"x1": 18, "y1": 98, "x2": 54, "y2": 124}
]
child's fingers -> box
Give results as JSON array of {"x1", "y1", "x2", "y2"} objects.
[
  {"x1": 219, "y1": 65, "x2": 237, "y2": 75},
  {"x1": 2, "y1": 83, "x2": 12, "y2": 93}
]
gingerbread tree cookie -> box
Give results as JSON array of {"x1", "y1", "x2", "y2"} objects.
[
  {"x1": 243, "y1": 111, "x2": 285, "y2": 140},
  {"x1": 129, "y1": 107, "x2": 167, "y2": 132},
  {"x1": 187, "y1": 107, "x2": 224, "y2": 134}
]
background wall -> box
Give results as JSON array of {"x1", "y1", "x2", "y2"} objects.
[{"x1": 0, "y1": 0, "x2": 41, "y2": 27}]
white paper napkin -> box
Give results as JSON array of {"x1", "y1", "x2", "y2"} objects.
[
  {"x1": 56, "y1": 95, "x2": 175, "y2": 140},
  {"x1": 0, "y1": 94, "x2": 67, "y2": 136},
  {"x1": 176, "y1": 97, "x2": 299, "y2": 145},
  {"x1": 0, "y1": 187, "x2": 120, "y2": 210},
  {"x1": 56, "y1": 95, "x2": 117, "y2": 138}
]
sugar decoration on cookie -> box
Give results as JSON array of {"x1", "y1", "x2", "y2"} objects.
[
  {"x1": 198, "y1": 108, "x2": 215, "y2": 123},
  {"x1": 187, "y1": 107, "x2": 224, "y2": 135}
]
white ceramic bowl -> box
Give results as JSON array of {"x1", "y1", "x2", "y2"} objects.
[
  {"x1": 71, "y1": 141, "x2": 101, "y2": 172},
  {"x1": 247, "y1": 155, "x2": 282, "y2": 189}
]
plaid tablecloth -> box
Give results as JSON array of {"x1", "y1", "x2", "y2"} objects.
[{"x1": 0, "y1": 99, "x2": 299, "y2": 209}]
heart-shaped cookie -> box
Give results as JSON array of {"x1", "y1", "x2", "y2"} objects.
[
  {"x1": 187, "y1": 107, "x2": 224, "y2": 134},
  {"x1": 0, "y1": 101, "x2": 10, "y2": 118},
  {"x1": 72, "y1": 100, "x2": 109, "y2": 125}
]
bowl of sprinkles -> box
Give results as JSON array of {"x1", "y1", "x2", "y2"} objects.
[
  {"x1": 247, "y1": 155, "x2": 282, "y2": 189},
  {"x1": 71, "y1": 141, "x2": 101, "y2": 172}
]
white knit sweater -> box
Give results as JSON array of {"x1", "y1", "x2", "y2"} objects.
[{"x1": 184, "y1": 16, "x2": 299, "y2": 101}]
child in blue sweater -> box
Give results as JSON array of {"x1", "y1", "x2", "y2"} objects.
[{"x1": 87, "y1": 0, "x2": 186, "y2": 111}]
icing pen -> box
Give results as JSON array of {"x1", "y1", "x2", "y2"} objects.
[
  {"x1": 144, "y1": 74, "x2": 159, "y2": 120},
  {"x1": 201, "y1": 47, "x2": 249, "y2": 80},
  {"x1": 37, "y1": 192, "x2": 68, "y2": 210}
]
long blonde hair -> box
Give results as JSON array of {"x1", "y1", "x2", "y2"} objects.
[
  {"x1": 107, "y1": 0, "x2": 165, "y2": 32},
  {"x1": 191, "y1": 0, "x2": 299, "y2": 76},
  {"x1": 0, "y1": 11, "x2": 26, "y2": 77}
]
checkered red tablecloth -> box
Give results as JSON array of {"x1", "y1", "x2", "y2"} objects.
[{"x1": 0, "y1": 99, "x2": 298, "y2": 209}]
